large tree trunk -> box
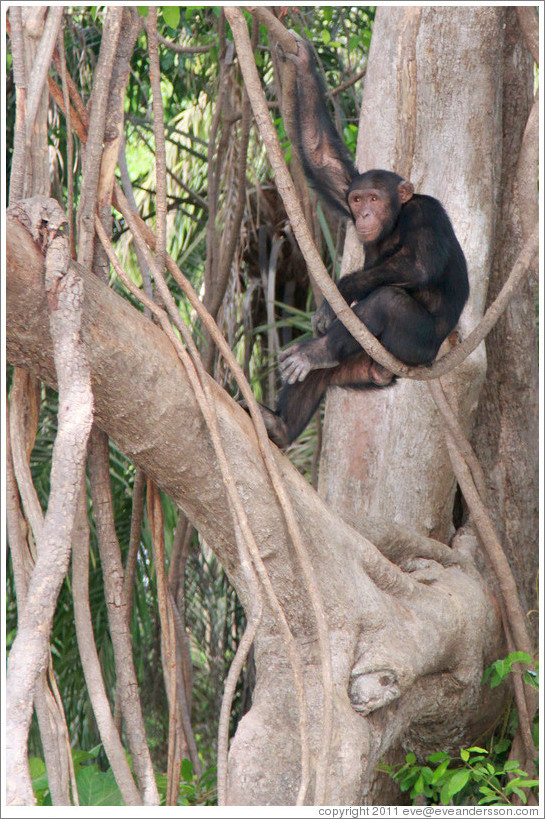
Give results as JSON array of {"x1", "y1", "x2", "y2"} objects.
[
  {"x1": 471, "y1": 8, "x2": 538, "y2": 642},
  {"x1": 318, "y1": 6, "x2": 537, "y2": 802}
]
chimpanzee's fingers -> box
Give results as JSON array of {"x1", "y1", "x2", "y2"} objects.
[
  {"x1": 279, "y1": 355, "x2": 298, "y2": 382},
  {"x1": 278, "y1": 344, "x2": 300, "y2": 367},
  {"x1": 281, "y1": 355, "x2": 311, "y2": 384},
  {"x1": 279, "y1": 356, "x2": 301, "y2": 384}
]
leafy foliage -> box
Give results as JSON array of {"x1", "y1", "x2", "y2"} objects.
[
  {"x1": 30, "y1": 749, "x2": 216, "y2": 806},
  {"x1": 30, "y1": 747, "x2": 123, "y2": 806},
  {"x1": 482, "y1": 651, "x2": 538, "y2": 690},
  {"x1": 381, "y1": 653, "x2": 539, "y2": 805},
  {"x1": 382, "y1": 747, "x2": 538, "y2": 806},
  {"x1": 155, "y1": 758, "x2": 217, "y2": 806}
]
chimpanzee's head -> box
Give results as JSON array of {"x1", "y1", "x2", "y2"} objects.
[{"x1": 347, "y1": 170, "x2": 414, "y2": 245}]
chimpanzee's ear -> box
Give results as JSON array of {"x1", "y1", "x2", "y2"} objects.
[{"x1": 398, "y1": 180, "x2": 415, "y2": 204}]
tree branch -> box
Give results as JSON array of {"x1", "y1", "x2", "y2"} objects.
[
  {"x1": 71, "y1": 480, "x2": 143, "y2": 805},
  {"x1": 76, "y1": 6, "x2": 123, "y2": 268},
  {"x1": 7, "y1": 7, "x2": 27, "y2": 203},
  {"x1": 6, "y1": 198, "x2": 93, "y2": 806},
  {"x1": 87, "y1": 428, "x2": 159, "y2": 804}
]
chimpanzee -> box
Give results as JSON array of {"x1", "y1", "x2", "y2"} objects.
[{"x1": 259, "y1": 38, "x2": 469, "y2": 449}]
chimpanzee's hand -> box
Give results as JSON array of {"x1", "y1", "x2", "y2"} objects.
[
  {"x1": 312, "y1": 299, "x2": 335, "y2": 336},
  {"x1": 278, "y1": 341, "x2": 314, "y2": 384},
  {"x1": 279, "y1": 337, "x2": 338, "y2": 384}
]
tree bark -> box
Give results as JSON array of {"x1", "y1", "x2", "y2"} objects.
[
  {"x1": 7, "y1": 211, "x2": 506, "y2": 804},
  {"x1": 471, "y1": 7, "x2": 538, "y2": 642}
]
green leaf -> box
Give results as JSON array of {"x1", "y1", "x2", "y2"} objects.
[
  {"x1": 162, "y1": 6, "x2": 180, "y2": 29},
  {"x1": 29, "y1": 758, "x2": 46, "y2": 779},
  {"x1": 440, "y1": 780, "x2": 453, "y2": 805},
  {"x1": 524, "y1": 669, "x2": 539, "y2": 689},
  {"x1": 505, "y1": 651, "x2": 533, "y2": 666},
  {"x1": 420, "y1": 766, "x2": 434, "y2": 783},
  {"x1": 466, "y1": 746, "x2": 488, "y2": 753},
  {"x1": 29, "y1": 756, "x2": 49, "y2": 801},
  {"x1": 137, "y1": 7, "x2": 148, "y2": 17},
  {"x1": 321, "y1": 29, "x2": 331, "y2": 45},
  {"x1": 400, "y1": 770, "x2": 419, "y2": 791},
  {"x1": 413, "y1": 774, "x2": 425, "y2": 795},
  {"x1": 181, "y1": 758, "x2": 194, "y2": 782},
  {"x1": 432, "y1": 760, "x2": 449, "y2": 783},
  {"x1": 405, "y1": 752, "x2": 416, "y2": 765},
  {"x1": 349, "y1": 34, "x2": 360, "y2": 51},
  {"x1": 504, "y1": 760, "x2": 526, "y2": 772},
  {"x1": 76, "y1": 766, "x2": 124, "y2": 806},
  {"x1": 460, "y1": 749, "x2": 470, "y2": 762},
  {"x1": 505, "y1": 777, "x2": 539, "y2": 791},
  {"x1": 428, "y1": 752, "x2": 450, "y2": 764},
  {"x1": 446, "y1": 769, "x2": 471, "y2": 798},
  {"x1": 478, "y1": 794, "x2": 501, "y2": 805},
  {"x1": 72, "y1": 747, "x2": 101, "y2": 774}
]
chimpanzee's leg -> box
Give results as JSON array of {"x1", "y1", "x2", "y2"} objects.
[
  {"x1": 325, "y1": 286, "x2": 439, "y2": 366},
  {"x1": 260, "y1": 351, "x2": 394, "y2": 448},
  {"x1": 278, "y1": 286, "x2": 438, "y2": 386},
  {"x1": 259, "y1": 368, "x2": 334, "y2": 448}
]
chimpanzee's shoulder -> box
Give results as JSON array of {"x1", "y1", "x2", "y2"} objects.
[{"x1": 401, "y1": 193, "x2": 450, "y2": 228}]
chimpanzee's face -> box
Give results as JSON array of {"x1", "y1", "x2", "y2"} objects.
[
  {"x1": 347, "y1": 185, "x2": 394, "y2": 244},
  {"x1": 347, "y1": 173, "x2": 414, "y2": 245}
]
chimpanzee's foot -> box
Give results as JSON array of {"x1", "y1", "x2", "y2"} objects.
[
  {"x1": 256, "y1": 404, "x2": 291, "y2": 449},
  {"x1": 370, "y1": 361, "x2": 395, "y2": 386},
  {"x1": 240, "y1": 400, "x2": 291, "y2": 448}
]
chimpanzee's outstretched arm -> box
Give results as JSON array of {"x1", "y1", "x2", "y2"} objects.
[{"x1": 284, "y1": 37, "x2": 357, "y2": 216}]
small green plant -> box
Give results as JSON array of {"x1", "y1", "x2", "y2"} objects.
[
  {"x1": 155, "y1": 758, "x2": 217, "y2": 806},
  {"x1": 380, "y1": 652, "x2": 539, "y2": 805},
  {"x1": 380, "y1": 747, "x2": 538, "y2": 806},
  {"x1": 482, "y1": 650, "x2": 538, "y2": 690}
]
